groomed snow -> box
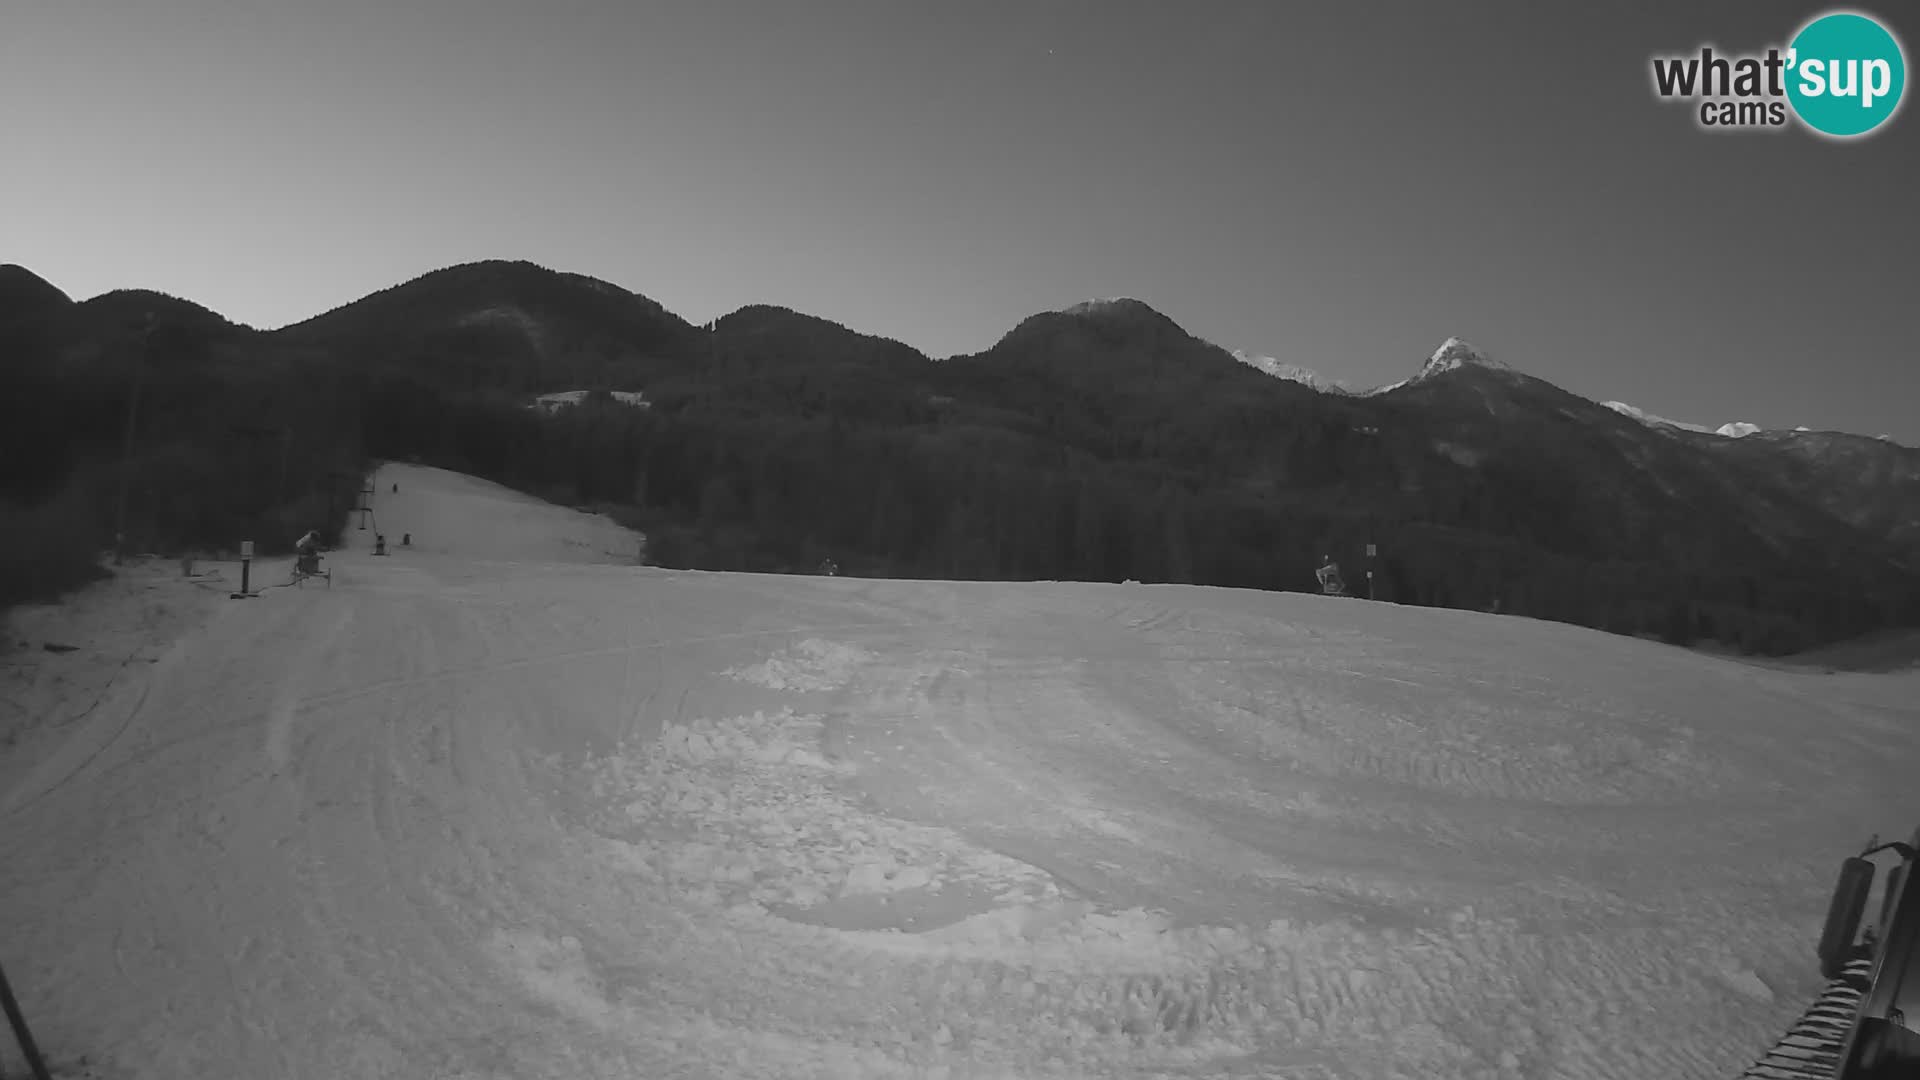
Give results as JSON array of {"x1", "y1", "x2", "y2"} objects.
[{"x1": 3, "y1": 463, "x2": 1917, "y2": 1079}]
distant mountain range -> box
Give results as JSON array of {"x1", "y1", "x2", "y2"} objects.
[
  {"x1": 4, "y1": 258, "x2": 1917, "y2": 650},
  {"x1": 1599, "y1": 400, "x2": 1760, "y2": 438},
  {"x1": 1219, "y1": 327, "x2": 1899, "y2": 448}
]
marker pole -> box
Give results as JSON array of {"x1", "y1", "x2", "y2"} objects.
[
  {"x1": 0, "y1": 956, "x2": 53, "y2": 1080},
  {"x1": 231, "y1": 539, "x2": 255, "y2": 599}
]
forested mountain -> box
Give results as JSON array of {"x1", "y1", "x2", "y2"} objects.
[
  {"x1": 1684, "y1": 428, "x2": 1920, "y2": 565},
  {"x1": 0, "y1": 264, "x2": 73, "y2": 323},
  {"x1": 4, "y1": 258, "x2": 1916, "y2": 655}
]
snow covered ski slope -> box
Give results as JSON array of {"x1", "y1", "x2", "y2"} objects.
[{"x1": 2, "y1": 463, "x2": 1917, "y2": 1080}]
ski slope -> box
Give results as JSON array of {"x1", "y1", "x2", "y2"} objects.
[{"x1": 2, "y1": 463, "x2": 1917, "y2": 1080}]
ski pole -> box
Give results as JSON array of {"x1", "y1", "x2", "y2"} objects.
[{"x1": 0, "y1": 957, "x2": 52, "y2": 1080}]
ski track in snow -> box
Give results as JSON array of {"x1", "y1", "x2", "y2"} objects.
[{"x1": 2, "y1": 462, "x2": 1918, "y2": 1080}]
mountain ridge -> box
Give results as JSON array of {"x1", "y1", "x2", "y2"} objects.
[
  {"x1": 5, "y1": 260, "x2": 1916, "y2": 658},
  {"x1": 10, "y1": 266, "x2": 1903, "y2": 449},
  {"x1": 0, "y1": 264, "x2": 73, "y2": 325}
]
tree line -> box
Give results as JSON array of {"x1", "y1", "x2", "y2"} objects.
[
  {"x1": 357, "y1": 358, "x2": 1911, "y2": 655},
  {"x1": 4, "y1": 272, "x2": 1915, "y2": 658}
]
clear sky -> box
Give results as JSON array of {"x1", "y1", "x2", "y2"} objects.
[{"x1": 7, "y1": 1, "x2": 1917, "y2": 441}]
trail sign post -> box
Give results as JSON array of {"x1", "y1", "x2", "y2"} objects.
[{"x1": 232, "y1": 540, "x2": 255, "y2": 599}]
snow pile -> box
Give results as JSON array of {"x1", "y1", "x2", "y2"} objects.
[{"x1": 726, "y1": 637, "x2": 874, "y2": 692}]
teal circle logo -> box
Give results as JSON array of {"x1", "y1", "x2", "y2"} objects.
[{"x1": 1786, "y1": 11, "x2": 1907, "y2": 138}]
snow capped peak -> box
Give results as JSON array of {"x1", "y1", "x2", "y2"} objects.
[
  {"x1": 1604, "y1": 400, "x2": 1771, "y2": 440},
  {"x1": 1002, "y1": 296, "x2": 1177, "y2": 347},
  {"x1": 1603, "y1": 400, "x2": 1719, "y2": 435},
  {"x1": 1060, "y1": 297, "x2": 1148, "y2": 317},
  {"x1": 1047, "y1": 296, "x2": 1186, "y2": 334},
  {"x1": 1418, "y1": 336, "x2": 1507, "y2": 380},
  {"x1": 1357, "y1": 337, "x2": 1507, "y2": 396},
  {"x1": 1234, "y1": 352, "x2": 1319, "y2": 385},
  {"x1": 1228, "y1": 349, "x2": 1353, "y2": 394},
  {"x1": 1429, "y1": 336, "x2": 1477, "y2": 365}
]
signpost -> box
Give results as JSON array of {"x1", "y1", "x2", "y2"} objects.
[{"x1": 231, "y1": 540, "x2": 255, "y2": 599}]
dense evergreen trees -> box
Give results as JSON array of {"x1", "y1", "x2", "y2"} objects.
[
  {"x1": 4, "y1": 259, "x2": 1916, "y2": 656},
  {"x1": 0, "y1": 288, "x2": 365, "y2": 604}
]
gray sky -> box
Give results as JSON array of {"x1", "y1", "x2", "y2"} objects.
[{"x1": 7, "y1": 1, "x2": 1917, "y2": 441}]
